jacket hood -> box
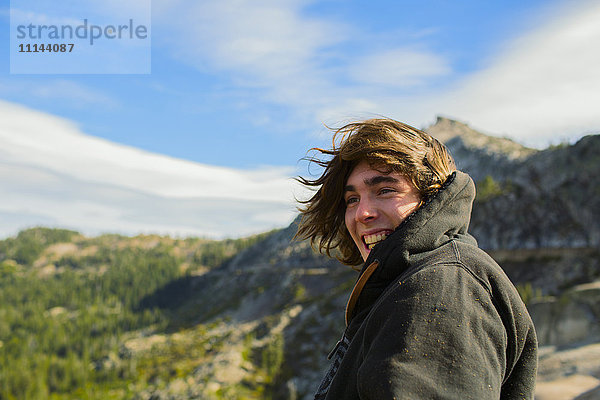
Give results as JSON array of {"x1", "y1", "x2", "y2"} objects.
[{"x1": 347, "y1": 171, "x2": 478, "y2": 324}]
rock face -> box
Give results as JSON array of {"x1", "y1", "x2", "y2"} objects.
[
  {"x1": 530, "y1": 281, "x2": 600, "y2": 347},
  {"x1": 426, "y1": 116, "x2": 535, "y2": 182},
  {"x1": 425, "y1": 117, "x2": 600, "y2": 251}
]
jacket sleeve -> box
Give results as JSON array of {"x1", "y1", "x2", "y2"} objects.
[{"x1": 356, "y1": 263, "x2": 508, "y2": 400}]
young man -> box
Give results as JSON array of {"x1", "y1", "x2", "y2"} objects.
[{"x1": 296, "y1": 118, "x2": 537, "y2": 399}]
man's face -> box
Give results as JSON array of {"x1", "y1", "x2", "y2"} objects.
[{"x1": 344, "y1": 160, "x2": 421, "y2": 262}]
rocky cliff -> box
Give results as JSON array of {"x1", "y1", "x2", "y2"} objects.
[
  {"x1": 426, "y1": 116, "x2": 536, "y2": 182},
  {"x1": 426, "y1": 117, "x2": 600, "y2": 251}
]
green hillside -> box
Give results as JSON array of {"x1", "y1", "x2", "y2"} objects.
[{"x1": 0, "y1": 227, "x2": 272, "y2": 400}]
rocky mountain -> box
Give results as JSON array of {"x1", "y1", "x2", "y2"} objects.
[
  {"x1": 426, "y1": 117, "x2": 600, "y2": 251},
  {"x1": 1, "y1": 118, "x2": 599, "y2": 400},
  {"x1": 426, "y1": 116, "x2": 536, "y2": 182}
]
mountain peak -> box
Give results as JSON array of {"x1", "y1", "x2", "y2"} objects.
[
  {"x1": 426, "y1": 116, "x2": 536, "y2": 161},
  {"x1": 426, "y1": 116, "x2": 477, "y2": 142}
]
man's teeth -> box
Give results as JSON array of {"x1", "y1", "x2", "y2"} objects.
[{"x1": 364, "y1": 233, "x2": 388, "y2": 249}]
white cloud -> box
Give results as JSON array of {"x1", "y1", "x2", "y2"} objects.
[
  {"x1": 434, "y1": 1, "x2": 600, "y2": 145},
  {"x1": 154, "y1": 0, "x2": 343, "y2": 116},
  {"x1": 153, "y1": 0, "x2": 451, "y2": 127},
  {"x1": 0, "y1": 100, "x2": 302, "y2": 238},
  {"x1": 348, "y1": 48, "x2": 451, "y2": 87},
  {"x1": 153, "y1": 0, "x2": 600, "y2": 146}
]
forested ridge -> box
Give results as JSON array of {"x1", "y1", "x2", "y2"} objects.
[{"x1": 0, "y1": 227, "x2": 270, "y2": 399}]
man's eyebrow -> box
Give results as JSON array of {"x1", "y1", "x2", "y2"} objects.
[
  {"x1": 343, "y1": 175, "x2": 399, "y2": 193},
  {"x1": 365, "y1": 175, "x2": 399, "y2": 186}
]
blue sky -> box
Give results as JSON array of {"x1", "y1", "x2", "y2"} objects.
[{"x1": 1, "y1": 0, "x2": 599, "y2": 238}]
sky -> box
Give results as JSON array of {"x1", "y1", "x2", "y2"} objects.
[{"x1": 1, "y1": 0, "x2": 599, "y2": 239}]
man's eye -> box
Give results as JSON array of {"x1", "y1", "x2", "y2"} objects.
[
  {"x1": 379, "y1": 188, "x2": 395, "y2": 195},
  {"x1": 346, "y1": 197, "x2": 358, "y2": 205}
]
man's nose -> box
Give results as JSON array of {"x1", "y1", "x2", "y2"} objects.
[{"x1": 356, "y1": 197, "x2": 377, "y2": 222}]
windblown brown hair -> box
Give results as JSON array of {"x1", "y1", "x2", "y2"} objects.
[{"x1": 295, "y1": 118, "x2": 456, "y2": 266}]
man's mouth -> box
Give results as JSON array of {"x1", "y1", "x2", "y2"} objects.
[{"x1": 363, "y1": 232, "x2": 391, "y2": 250}]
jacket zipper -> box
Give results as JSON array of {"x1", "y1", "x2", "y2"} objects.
[
  {"x1": 327, "y1": 338, "x2": 343, "y2": 360},
  {"x1": 327, "y1": 328, "x2": 349, "y2": 360}
]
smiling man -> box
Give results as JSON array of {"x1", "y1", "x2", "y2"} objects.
[{"x1": 296, "y1": 118, "x2": 537, "y2": 399}]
